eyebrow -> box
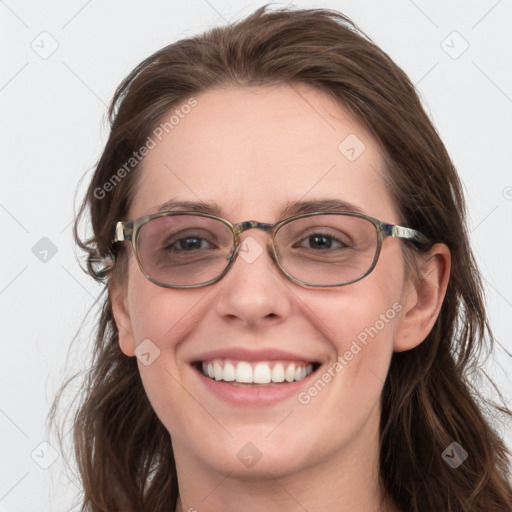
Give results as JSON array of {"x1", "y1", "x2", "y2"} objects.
[{"x1": 157, "y1": 198, "x2": 364, "y2": 218}]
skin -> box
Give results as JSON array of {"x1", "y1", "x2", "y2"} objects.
[{"x1": 112, "y1": 83, "x2": 451, "y2": 512}]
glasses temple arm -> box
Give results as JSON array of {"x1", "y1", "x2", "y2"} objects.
[
  {"x1": 113, "y1": 221, "x2": 134, "y2": 243},
  {"x1": 383, "y1": 223, "x2": 431, "y2": 246}
]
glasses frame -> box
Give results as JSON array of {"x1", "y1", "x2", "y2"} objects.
[{"x1": 113, "y1": 211, "x2": 430, "y2": 289}]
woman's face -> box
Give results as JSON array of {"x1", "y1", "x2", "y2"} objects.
[{"x1": 114, "y1": 84, "x2": 421, "y2": 480}]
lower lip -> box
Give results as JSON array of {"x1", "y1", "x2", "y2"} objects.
[{"x1": 194, "y1": 367, "x2": 318, "y2": 406}]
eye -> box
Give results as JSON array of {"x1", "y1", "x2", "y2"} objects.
[
  {"x1": 166, "y1": 237, "x2": 213, "y2": 251},
  {"x1": 163, "y1": 230, "x2": 219, "y2": 252},
  {"x1": 294, "y1": 232, "x2": 349, "y2": 251}
]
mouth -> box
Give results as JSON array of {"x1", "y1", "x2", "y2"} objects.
[{"x1": 193, "y1": 359, "x2": 321, "y2": 386}]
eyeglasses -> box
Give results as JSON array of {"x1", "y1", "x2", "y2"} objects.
[{"x1": 113, "y1": 211, "x2": 429, "y2": 289}]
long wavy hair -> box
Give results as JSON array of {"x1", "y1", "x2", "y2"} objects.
[{"x1": 49, "y1": 5, "x2": 512, "y2": 511}]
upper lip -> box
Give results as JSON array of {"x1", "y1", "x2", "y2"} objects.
[{"x1": 191, "y1": 347, "x2": 321, "y2": 364}]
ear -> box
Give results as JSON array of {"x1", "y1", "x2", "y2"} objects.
[
  {"x1": 393, "y1": 243, "x2": 451, "y2": 352},
  {"x1": 110, "y1": 281, "x2": 136, "y2": 357}
]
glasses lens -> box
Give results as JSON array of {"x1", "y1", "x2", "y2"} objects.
[
  {"x1": 275, "y1": 214, "x2": 379, "y2": 285},
  {"x1": 136, "y1": 215, "x2": 234, "y2": 286}
]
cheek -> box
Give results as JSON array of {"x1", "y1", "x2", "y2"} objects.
[
  {"x1": 124, "y1": 262, "x2": 200, "y2": 419},
  {"x1": 125, "y1": 256, "x2": 201, "y2": 343},
  {"x1": 333, "y1": 295, "x2": 401, "y2": 394},
  {"x1": 314, "y1": 289, "x2": 400, "y2": 396},
  {"x1": 311, "y1": 259, "x2": 403, "y2": 357},
  {"x1": 299, "y1": 256, "x2": 405, "y2": 407}
]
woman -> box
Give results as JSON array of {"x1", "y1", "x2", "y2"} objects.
[{"x1": 51, "y1": 5, "x2": 512, "y2": 511}]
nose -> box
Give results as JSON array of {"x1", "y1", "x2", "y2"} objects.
[{"x1": 213, "y1": 230, "x2": 293, "y2": 327}]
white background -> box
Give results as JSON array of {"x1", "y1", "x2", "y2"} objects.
[{"x1": 1, "y1": 1, "x2": 511, "y2": 510}]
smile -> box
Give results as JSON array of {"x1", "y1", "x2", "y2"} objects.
[{"x1": 198, "y1": 359, "x2": 317, "y2": 384}]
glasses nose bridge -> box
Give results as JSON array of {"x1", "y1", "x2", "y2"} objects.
[{"x1": 233, "y1": 220, "x2": 274, "y2": 242}]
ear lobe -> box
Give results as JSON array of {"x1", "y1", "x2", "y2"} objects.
[
  {"x1": 110, "y1": 283, "x2": 136, "y2": 357},
  {"x1": 393, "y1": 243, "x2": 451, "y2": 352}
]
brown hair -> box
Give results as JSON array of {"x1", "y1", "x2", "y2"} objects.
[{"x1": 50, "y1": 5, "x2": 512, "y2": 511}]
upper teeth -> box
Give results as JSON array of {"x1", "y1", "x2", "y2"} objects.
[{"x1": 201, "y1": 360, "x2": 314, "y2": 384}]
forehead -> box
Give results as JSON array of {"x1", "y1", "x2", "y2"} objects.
[{"x1": 129, "y1": 84, "x2": 398, "y2": 223}]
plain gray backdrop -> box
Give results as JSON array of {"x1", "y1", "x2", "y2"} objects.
[{"x1": 2, "y1": 1, "x2": 511, "y2": 510}]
